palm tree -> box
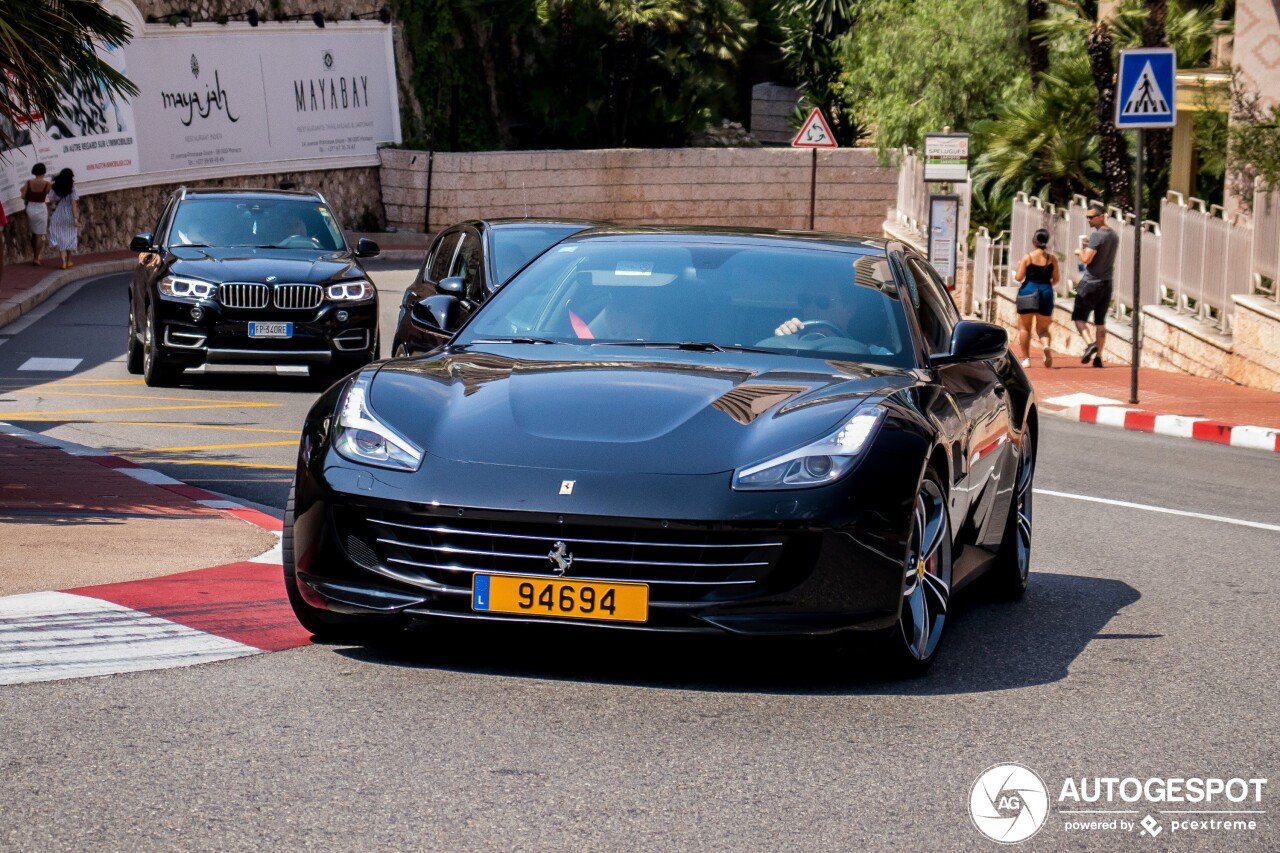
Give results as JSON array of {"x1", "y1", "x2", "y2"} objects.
[{"x1": 0, "y1": 0, "x2": 137, "y2": 149}]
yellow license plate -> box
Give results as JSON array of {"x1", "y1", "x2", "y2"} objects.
[{"x1": 471, "y1": 574, "x2": 648, "y2": 623}]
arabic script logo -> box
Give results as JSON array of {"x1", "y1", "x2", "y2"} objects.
[
  {"x1": 548, "y1": 541, "x2": 573, "y2": 576},
  {"x1": 969, "y1": 763, "x2": 1049, "y2": 844}
]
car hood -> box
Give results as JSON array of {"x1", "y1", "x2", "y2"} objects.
[
  {"x1": 168, "y1": 246, "x2": 364, "y2": 284},
  {"x1": 367, "y1": 344, "x2": 915, "y2": 474}
]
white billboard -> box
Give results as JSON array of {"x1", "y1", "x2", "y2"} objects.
[{"x1": 1, "y1": 23, "x2": 399, "y2": 213}]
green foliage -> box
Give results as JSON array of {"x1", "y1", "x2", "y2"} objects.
[
  {"x1": 395, "y1": 0, "x2": 756, "y2": 151},
  {"x1": 0, "y1": 0, "x2": 139, "y2": 149},
  {"x1": 972, "y1": 55, "x2": 1104, "y2": 206},
  {"x1": 1227, "y1": 83, "x2": 1280, "y2": 204},
  {"x1": 840, "y1": 0, "x2": 1029, "y2": 151},
  {"x1": 773, "y1": 0, "x2": 863, "y2": 144}
]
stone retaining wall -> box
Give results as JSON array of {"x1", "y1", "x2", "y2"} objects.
[
  {"x1": 3, "y1": 167, "x2": 381, "y2": 262},
  {"x1": 381, "y1": 147, "x2": 897, "y2": 236}
]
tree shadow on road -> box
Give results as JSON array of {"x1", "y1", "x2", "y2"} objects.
[{"x1": 335, "y1": 571, "x2": 1142, "y2": 696}]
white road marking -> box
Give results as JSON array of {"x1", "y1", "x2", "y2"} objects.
[
  {"x1": 18, "y1": 357, "x2": 83, "y2": 372},
  {"x1": 1045, "y1": 392, "x2": 1124, "y2": 407},
  {"x1": 118, "y1": 467, "x2": 183, "y2": 485},
  {"x1": 1036, "y1": 488, "x2": 1280, "y2": 532},
  {"x1": 0, "y1": 591, "x2": 258, "y2": 685}
]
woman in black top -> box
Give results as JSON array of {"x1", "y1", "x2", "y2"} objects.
[{"x1": 1014, "y1": 228, "x2": 1059, "y2": 368}]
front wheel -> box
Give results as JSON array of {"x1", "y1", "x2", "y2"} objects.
[
  {"x1": 282, "y1": 485, "x2": 406, "y2": 644},
  {"x1": 879, "y1": 469, "x2": 953, "y2": 677},
  {"x1": 142, "y1": 305, "x2": 181, "y2": 387},
  {"x1": 126, "y1": 309, "x2": 144, "y2": 374}
]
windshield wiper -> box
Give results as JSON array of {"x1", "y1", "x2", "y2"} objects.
[
  {"x1": 604, "y1": 341, "x2": 774, "y2": 354},
  {"x1": 464, "y1": 336, "x2": 558, "y2": 345}
]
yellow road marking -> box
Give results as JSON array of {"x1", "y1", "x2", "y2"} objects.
[
  {"x1": 0, "y1": 402, "x2": 279, "y2": 417},
  {"x1": 116, "y1": 457, "x2": 295, "y2": 470},
  {"x1": 0, "y1": 419, "x2": 297, "y2": 433},
  {"x1": 128, "y1": 440, "x2": 297, "y2": 453},
  {"x1": 3, "y1": 390, "x2": 277, "y2": 404}
]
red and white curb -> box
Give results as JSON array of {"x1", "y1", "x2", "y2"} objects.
[
  {"x1": 1042, "y1": 394, "x2": 1280, "y2": 453},
  {"x1": 0, "y1": 423, "x2": 309, "y2": 685}
]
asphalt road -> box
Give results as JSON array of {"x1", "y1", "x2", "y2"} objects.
[
  {"x1": 0, "y1": 264, "x2": 416, "y2": 510},
  {"x1": 1, "y1": 269, "x2": 1277, "y2": 851}
]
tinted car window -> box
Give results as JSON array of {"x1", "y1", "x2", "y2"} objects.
[
  {"x1": 490, "y1": 225, "x2": 589, "y2": 284},
  {"x1": 460, "y1": 241, "x2": 914, "y2": 367},
  {"x1": 169, "y1": 198, "x2": 344, "y2": 250},
  {"x1": 428, "y1": 232, "x2": 461, "y2": 282},
  {"x1": 452, "y1": 232, "x2": 484, "y2": 302},
  {"x1": 906, "y1": 257, "x2": 957, "y2": 353}
]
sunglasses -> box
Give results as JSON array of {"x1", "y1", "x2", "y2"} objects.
[{"x1": 798, "y1": 293, "x2": 832, "y2": 310}]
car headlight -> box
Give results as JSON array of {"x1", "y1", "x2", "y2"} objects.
[
  {"x1": 327, "y1": 280, "x2": 374, "y2": 301},
  {"x1": 158, "y1": 275, "x2": 216, "y2": 300},
  {"x1": 332, "y1": 374, "x2": 423, "y2": 471},
  {"x1": 732, "y1": 408, "x2": 884, "y2": 490}
]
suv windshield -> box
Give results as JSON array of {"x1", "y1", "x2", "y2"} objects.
[
  {"x1": 491, "y1": 225, "x2": 590, "y2": 284},
  {"x1": 458, "y1": 239, "x2": 914, "y2": 368},
  {"x1": 169, "y1": 198, "x2": 345, "y2": 251}
]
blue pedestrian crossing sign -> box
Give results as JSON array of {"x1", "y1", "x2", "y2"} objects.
[{"x1": 1115, "y1": 48, "x2": 1177, "y2": 129}]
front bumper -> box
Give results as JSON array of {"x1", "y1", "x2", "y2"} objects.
[
  {"x1": 154, "y1": 296, "x2": 377, "y2": 367},
  {"x1": 290, "y1": 451, "x2": 920, "y2": 637}
]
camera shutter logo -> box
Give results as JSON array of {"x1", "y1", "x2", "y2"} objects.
[{"x1": 969, "y1": 763, "x2": 1050, "y2": 844}]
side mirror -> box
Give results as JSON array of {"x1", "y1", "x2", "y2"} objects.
[
  {"x1": 929, "y1": 320, "x2": 1008, "y2": 367},
  {"x1": 130, "y1": 233, "x2": 154, "y2": 252},
  {"x1": 355, "y1": 237, "x2": 380, "y2": 258},
  {"x1": 410, "y1": 294, "x2": 460, "y2": 333},
  {"x1": 437, "y1": 276, "x2": 464, "y2": 295}
]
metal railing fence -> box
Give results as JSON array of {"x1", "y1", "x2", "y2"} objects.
[{"x1": 1010, "y1": 190, "x2": 1257, "y2": 332}]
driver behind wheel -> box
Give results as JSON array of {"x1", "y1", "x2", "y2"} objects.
[
  {"x1": 769, "y1": 281, "x2": 894, "y2": 356},
  {"x1": 774, "y1": 285, "x2": 848, "y2": 337}
]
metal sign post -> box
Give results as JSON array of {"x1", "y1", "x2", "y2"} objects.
[
  {"x1": 1115, "y1": 47, "x2": 1176, "y2": 404},
  {"x1": 791, "y1": 107, "x2": 838, "y2": 230}
]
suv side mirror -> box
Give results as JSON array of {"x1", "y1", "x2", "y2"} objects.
[
  {"x1": 355, "y1": 237, "x2": 380, "y2": 258},
  {"x1": 410, "y1": 294, "x2": 460, "y2": 333},
  {"x1": 929, "y1": 320, "x2": 1008, "y2": 367},
  {"x1": 130, "y1": 233, "x2": 154, "y2": 252},
  {"x1": 437, "y1": 276, "x2": 464, "y2": 295}
]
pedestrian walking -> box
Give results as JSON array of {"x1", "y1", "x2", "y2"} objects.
[
  {"x1": 48, "y1": 168, "x2": 80, "y2": 270},
  {"x1": 1072, "y1": 201, "x2": 1118, "y2": 368},
  {"x1": 1013, "y1": 228, "x2": 1059, "y2": 368},
  {"x1": 19, "y1": 163, "x2": 51, "y2": 266}
]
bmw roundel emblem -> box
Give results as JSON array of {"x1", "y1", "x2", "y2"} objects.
[{"x1": 266, "y1": 275, "x2": 278, "y2": 284}]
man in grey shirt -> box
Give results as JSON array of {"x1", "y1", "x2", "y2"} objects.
[{"x1": 1072, "y1": 201, "x2": 1118, "y2": 367}]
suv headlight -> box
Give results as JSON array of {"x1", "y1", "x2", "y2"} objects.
[
  {"x1": 732, "y1": 408, "x2": 884, "y2": 490},
  {"x1": 159, "y1": 275, "x2": 216, "y2": 300},
  {"x1": 332, "y1": 374, "x2": 423, "y2": 471},
  {"x1": 326, "y1": 281, "x2": 373, "y2": 301}
]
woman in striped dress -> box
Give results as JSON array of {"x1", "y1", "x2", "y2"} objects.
[{"x1": 48, "y1": 168, "x2": 80, "y2": 269}]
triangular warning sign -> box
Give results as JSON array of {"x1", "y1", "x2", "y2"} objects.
[
  {"x1": 1121, "y1": 62, "x2": 1171, "y2": 117},
  {"x1": 791, "y1": 108, "x2": 838, "y2": 149}
]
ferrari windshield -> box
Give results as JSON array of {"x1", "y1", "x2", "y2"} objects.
[{"x1": 458, "y1": 239, "x2": 914, "y2": 367}]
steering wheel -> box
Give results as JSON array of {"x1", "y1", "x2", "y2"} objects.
[
  {"x1": 796, "y1": 320, "x2": 846, "y2": 340},
  {"x1": 278, "y1": 234, "x2": 321, "y2": 249}
]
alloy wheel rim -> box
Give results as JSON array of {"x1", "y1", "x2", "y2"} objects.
[
  {"x1": 144, "y1": 312, "x2": 154, "y2": 369},
  {"x1": 899, "y1": 478, "x2": 950, "y2": 661},
  {"x1": 1014, "y1": 435, "x2": 1034, "y2": 581}
]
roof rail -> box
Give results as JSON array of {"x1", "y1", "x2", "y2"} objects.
[{"x1": 177, "y1": 186, "x2": 188, "y2": 200}]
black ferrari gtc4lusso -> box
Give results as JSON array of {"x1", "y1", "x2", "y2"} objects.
[{"x1": 285, "y1": 227, "x2": 1037, "y2": 675}]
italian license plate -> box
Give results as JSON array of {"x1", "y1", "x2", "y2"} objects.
[
  {"x1": 248, "y1": 321, "x2": 292, "y2": 338},
  {"x1": 472, "y1": 574, "x2": 648, "y2": 623}
]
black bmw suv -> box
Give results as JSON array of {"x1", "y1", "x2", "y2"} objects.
[{"x1": 127, "y1": 188, "x2": 381, "y2": 386}]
